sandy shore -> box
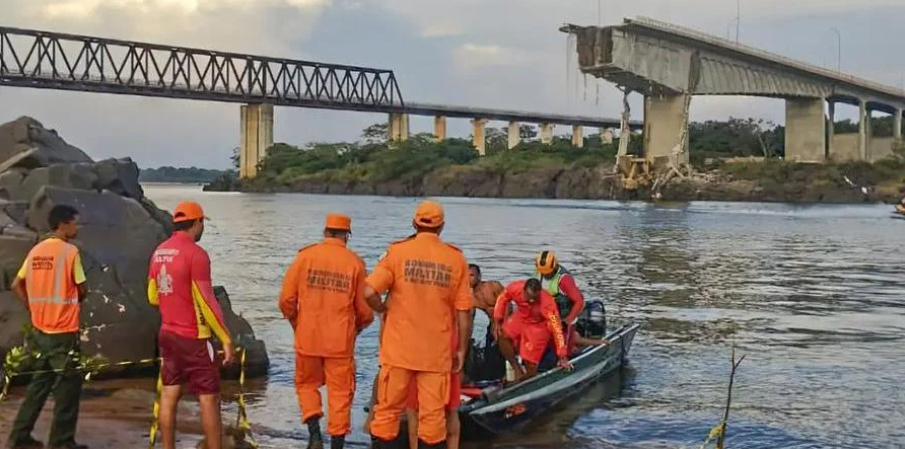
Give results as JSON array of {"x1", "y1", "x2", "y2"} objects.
[{"x1": 0, "y1": 379, "x2": 209, "y2": 449}]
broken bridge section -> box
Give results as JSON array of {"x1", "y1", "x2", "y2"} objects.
[{"x1": 565, "y1": 17, "x2": 905, "y2": 165}]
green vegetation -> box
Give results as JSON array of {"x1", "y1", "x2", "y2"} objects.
[
  {"x1": 247, "y1": 124, "x2": 630, "y2": 188},
  {"x1": 220, "y1": 119, "x2": 904, "y2": 203},
  {"x1": 140, "y1": 166, "x2": 231, "y2": 183},
  {"x1": 689, "y1": 117, "x2": 785, "y2": 162}
]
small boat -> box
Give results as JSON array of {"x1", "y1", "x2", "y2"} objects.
[
  {"x1": 458, "y1": 323, "x2": 641, "y2": 438},
  {"x1": 895, "y1": 203, "x2": 905, "y2": 216}
]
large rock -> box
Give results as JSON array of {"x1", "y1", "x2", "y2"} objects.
[
  {"x1": 94, "y1": 158, "x2": 144, "y2": 199},
  {"x1": 0, "y1": 234, "x2": 36, "y2": 290},
  {"x1": 0, "y1": 201, "x2": 29, "y2": 230},
  {"x1": 0, "y1": 117, "x2": 268, "y2": 378},
  {"x1": 0, "y1": 117, "x2": 91, "y2": 172},
  {"x1": 0, "y1": 292, "x2": 29, "y2": 356},
  {"x1": 0, "y1": 168, "x2": 28, "y2": 200},
  {"x1": 28, "y1": 187, "x2": 168, "y2": 291},
  {"x1": 13, "y1": 163, "x2": 99, "y2": 202}
]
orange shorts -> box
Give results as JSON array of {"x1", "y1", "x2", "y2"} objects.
[
  {"x1": 502, "y1": 317, "x2": 551, "y2": 365},
  {"x1": 406, "y1": 371, "x2": 461, "y2": 411}
]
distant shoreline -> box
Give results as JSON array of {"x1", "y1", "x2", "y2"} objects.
[{"x1": 203, "y1": 161, "x2": 904, "y2": 205}]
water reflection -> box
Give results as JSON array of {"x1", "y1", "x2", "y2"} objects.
[{"x1": 138, "y1": 186, "x2": 905, "y2": 449}]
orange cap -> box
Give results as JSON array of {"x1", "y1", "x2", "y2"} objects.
[
  {"x1": 413, "y1": 200, "x2": 445, "y2": 228},
  {"x1": 172, "y1": 201, "x2": 208, "y2": 223},
  {"x1": 325, "y1": 213, "x2": 352, "y2": 231}
]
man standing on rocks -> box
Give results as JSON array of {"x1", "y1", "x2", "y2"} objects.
[
  {"x1": 278, "y1": 213, "x2": 373, "y2": 449},
  {"x1": 8, "y1": 205, "x2": 88, "y2": 449},
  {"x1": 364, "y1": 200, "x2": 473, "y2": 449},
  {"x1": 147, "y1": 201, "x2": 235, "y2": 449}
]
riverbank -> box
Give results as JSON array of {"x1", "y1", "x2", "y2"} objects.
[
  {"x1": 203, "y1": 131, "x2": 905, "y2": 203},
  {"x1": 0, "y1": 378, "x2": 265, "y2": 449},
  {"x1": 0, "y1": 381, "x2": 190, "y2": 449},
  {"x1": 206, "y1": 158, "x2": 905, "y2": 204}
]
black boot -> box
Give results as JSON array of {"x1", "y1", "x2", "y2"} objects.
[
  {"x1": 305, "y1": 418, "x2": 324, "y2": 449},
  {"x1": 330, "y1": 435, "x2": 345, "y2": 449},
  {"x1": 417, "y1": 440, "x2": 448, "y2": 449}
]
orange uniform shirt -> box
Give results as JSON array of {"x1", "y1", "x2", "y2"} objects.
[
  {"x1": 279, "y1": 238, "x2": 374, "y2": 358},
  {"x1": 367, "y1": 233, "x2": 473, "y2": 373},
  {"x1": 16, "y1": 238, "x2": 86, "y2": 334}
]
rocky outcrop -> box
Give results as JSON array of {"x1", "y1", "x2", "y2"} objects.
[{"x1": 0, "y1": 116, "x2": 268, "y2": 378}]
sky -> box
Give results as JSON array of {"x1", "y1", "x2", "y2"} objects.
[{"x1": 1, "y1": 0, "x2": 904, "y2": 169}]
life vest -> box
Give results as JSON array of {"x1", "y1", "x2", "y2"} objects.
[
  {"x1": 24, "y1": 238, "x2": 81, "y2": 334},
  {"x1": 536, "y1": 266, "x2": 574, "y2": 320}
]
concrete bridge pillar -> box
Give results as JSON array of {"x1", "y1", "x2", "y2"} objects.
[
  {"x1": 571, "y1": 125, "x2": 584, "y2": 147},
  {"x1": 239, "y1": 103, "x2": 274, "y2": 179},
  {"x1": 600, "y1": 128, "x2": 615, "y2": 144},
  {"x1": 540, "y1": 123, "x2": 554, "y2": 144},
  {"x1": 433, "y1": 115, "x2": 447, "y2": 141},
  {"x1": 643, "y1": 94, "x2": 689, "y2": 162},
  {"x1": 859, "y1": 101, "x2": 869, "y2": 161},
  {"x1": 827, "y1": 101, "x2": 836, "y2": 159},
  {"x1": 388, "y1": 113, "x2": 409, "y2": 142},
  {"x1": 472, "y1": 119, "x2": 487, "y2": 155},
  {"x1": 895, "y1": 109, "x2": 903, "y2": 141},
  {"x1": 784, "y1": 98, "x2": 826, "y2": 163},
  {"x1": 508, "y1": 121, "x2": 520, "y2": 149}
]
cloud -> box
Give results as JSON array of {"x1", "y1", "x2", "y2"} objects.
[
  {"x1": 1, "y1": 0, "x2": 904, "y2": 167},
  {"x1": 453, "y1": 43, "x2": 533, "y2": 69}
]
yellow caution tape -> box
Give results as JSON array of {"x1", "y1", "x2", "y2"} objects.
[
  {"x1": 0, "y1": 374, "x2": 11, "y2": 407},
  {"x1": 147, "y1": 363, "x2": 164, "y2": 449},
  {"x1": 697, "y1": 422, "x2": 726, "y2": 449},
  {"x1": 3, "y1": 345, "x2": 257, "y2": 448},
  {"x1": 236, "y1": 348, "x2": 259, "y2": 448}
]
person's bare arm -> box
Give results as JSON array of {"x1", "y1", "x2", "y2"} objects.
[
  {"x1": 453, "y1": 261, "x2": 475, "y2": 374},
  {"x1": 12, "y1": 276, "x2": 29, "y2": 311},
  {"x1": 364, "y1": 285, "x2": 387, "y2": 314},
  {"x1": 574, "y1": 334, "x2": 609, "y2": 347},
  {"x1": 454, "y1": 310, "x2": 472, "y2": 373}
]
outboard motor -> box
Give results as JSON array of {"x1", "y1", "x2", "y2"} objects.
[{"x1": 578, "y1": 300, "x2": 607, "y2": 339}]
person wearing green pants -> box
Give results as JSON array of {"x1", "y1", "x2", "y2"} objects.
[
  {"x1": 8, "y1": 333, "x2": 84, "y2": 449},
  {"x1": 8, "y1": 205, "x2": 88, "y2": 449}
]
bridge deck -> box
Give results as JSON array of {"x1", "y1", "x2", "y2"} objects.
[{"x1": 0, "y1": 25, "x2": 630, "y2": 129}]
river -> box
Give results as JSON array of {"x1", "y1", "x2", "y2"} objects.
[{"x1": 143, "y1": 184, "x2": 905, "y2": 449}]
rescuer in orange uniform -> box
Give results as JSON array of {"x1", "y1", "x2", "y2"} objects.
[
  {"x1": 148, "y1": 201, "x2": 235, "y2": 449},
  {"x1": 8, "y1": 205, "x2": 88, "y2": 449},
  {"x1": 364, "y1": 200, "x2": 473, "y2": 449},
  {"x1": 493, "y1": 279, "x2": 572, "y2": 381},
  {"x1": 278, "y1": 214, "x2": 374, "y2": 449}
]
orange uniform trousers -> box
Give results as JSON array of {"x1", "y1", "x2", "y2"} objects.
[
  {"x1": 370, "y1": 365, "x2": 450, "y2": 444},
  {"x1": 295, "y1": 355, "x2": 356, "y2": 436}
]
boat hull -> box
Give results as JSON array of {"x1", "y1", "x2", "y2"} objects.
[{"x1": 460, "y1": 323, "x2": 640, "y2": 438}]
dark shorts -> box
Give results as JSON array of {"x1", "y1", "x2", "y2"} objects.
[{"x1": 158, "y1": 331, "x2": 220, "y2": 395}]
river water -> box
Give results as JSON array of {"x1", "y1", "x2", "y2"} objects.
[{"x1": 143, "y1": 184, "x2": 905, "y2": 449}]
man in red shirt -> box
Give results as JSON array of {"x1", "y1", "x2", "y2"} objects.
[
  {"x1": 534, "y1": 251, "x2": 585, "y2": 346},
  {"x1": 493, "y1": 279, "x2": 571, "y2": 381},
  {"x1": 147, "y1": 201, "x2": 235, "y2": 449}
]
